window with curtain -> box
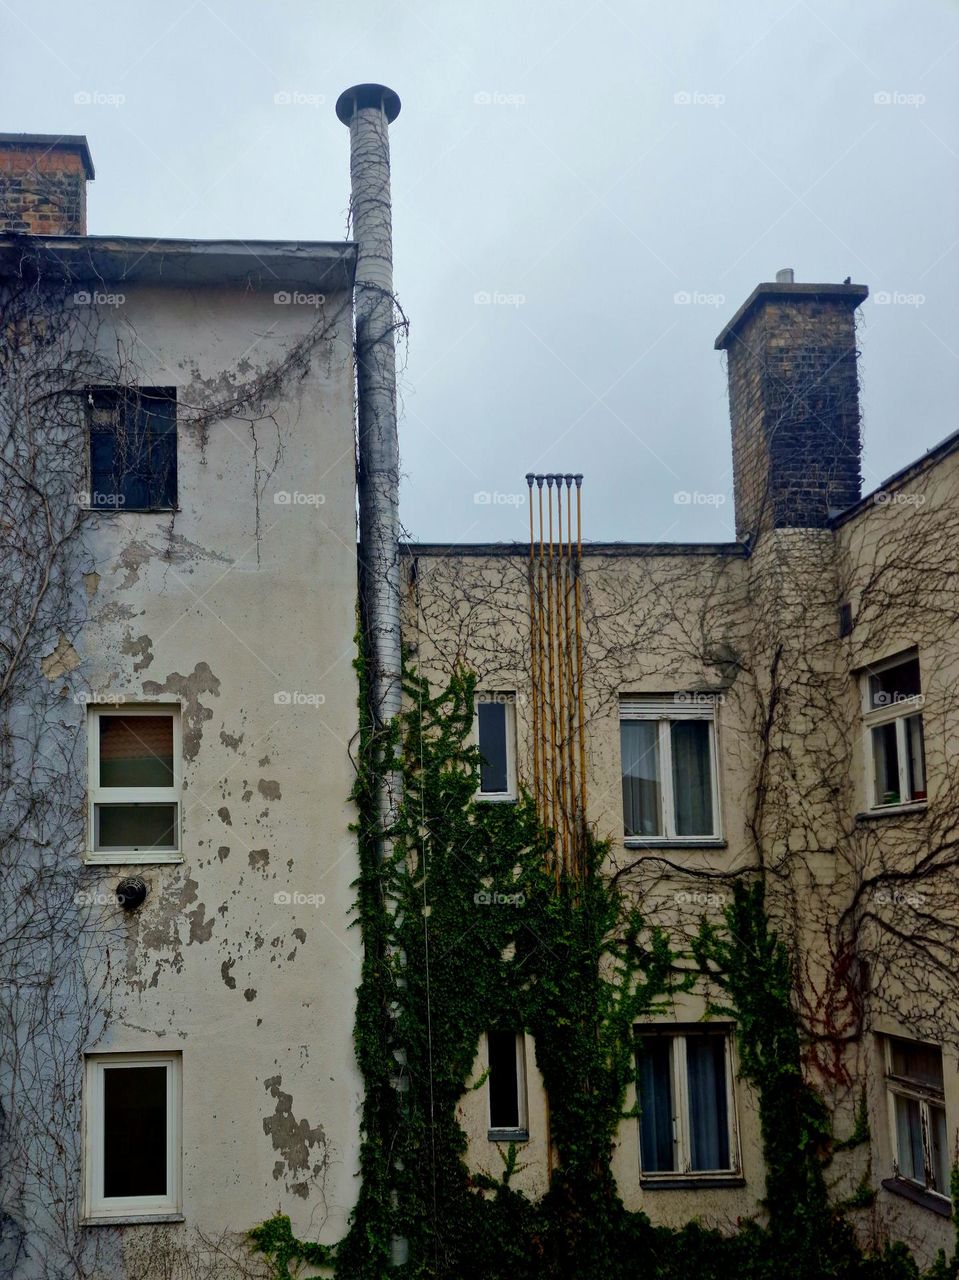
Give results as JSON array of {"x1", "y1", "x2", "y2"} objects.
[
  {"x1": 636, "y1": 1028, "x2": 736, "y2": 1178},
  {"x1": 861, "y1": 652, "x2": 926, "y2": 809},
  {"x1": 620, "y1": 697, "x2": 719, "y2": 841},
  {"x1": 88, "y1": 705, "x2": 181, "y2": 861}
]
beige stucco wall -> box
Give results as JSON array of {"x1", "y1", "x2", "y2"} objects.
[{"x1": 63, "y1": 283, "x2": 362, "y2": 1256}]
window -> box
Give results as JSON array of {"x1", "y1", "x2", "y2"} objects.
[
  {"x1": 620, "y1": 697, "x2": 720, "y2": 841},
  {"x1": 88, "y1": 705, "x2": 181, "y2": 862},
  {"x1": 861, "y1": 652, "x2": 926, "y2": 809},
  {"x1": 636, "y1": 1027, "x2": 737, "y2": 1178},
  {"x1": 84, "y1": 1053, "x2": 181, "y2": 1219},
  {"x1": 475, "y1": 693, "x2": 517, "y2": 801},
  {"x1": 885, "y1": 1037, "x2": 949, "y2": 1199},
  {"x1": 88, "y1": 387, "x2": 177, "y2": 511},
  {"x1": 487, "y1": 1030, "x2": 528, "y2": 1139}
]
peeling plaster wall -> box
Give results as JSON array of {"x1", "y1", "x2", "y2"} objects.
[{"x1": 59, "y1": 284, "x2": 361, "y2": 1260}]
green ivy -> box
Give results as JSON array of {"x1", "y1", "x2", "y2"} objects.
[{"x1": 249, "y1": 665, "x2": 958, "y2": 1280}]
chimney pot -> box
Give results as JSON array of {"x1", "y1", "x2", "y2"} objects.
[
  {"x1": 775, "y1": 267, "x2": 795, "y2": 284},
  {"x1": 0, "y1": 133, "x2": 94, "y2": 235}
]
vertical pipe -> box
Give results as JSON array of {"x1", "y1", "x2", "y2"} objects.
[
  {"x1": 573, "y1": 476, "x2": 587, "y2": 853},
  {"x1": 526, "y1": 474, "x2": 540, "y2": 813},
  {"x1": 556, "y1": 486, "x2": 570, "y2": 875},
  {"x1": 563, "y1": 475, "x2": 578, "y2": 875},
  {"x1": 536, "y1": 477, "x2": 547, "y2": 829},
  {"x1": 336, "y1": 84, "x2": 404, "y2": 737},
  {"x1": 545, "y1": 477, "x2": 560, "y2": 869}
]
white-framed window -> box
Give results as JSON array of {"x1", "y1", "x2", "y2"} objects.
[
  {"x1": 636, "y1": 1026, "x2": 738, "y2": 1179},
  {"x1": 486, "y1": 1030, "x2": 528, "y2": 1140},
  {"x1": 860, "y1": 652, "x2": 926, "y2": 810},
  {"x1": 87, "y1": 704, "x2": 181, "y2": 862},
  {"x1": 474, "y1": 693, "x2": 517, "y2": 802},
  {"x1": 84, "y1": 1052, "x2": 182, "y2": 1220},
  {"x1": 620, "y1": 696, "x2": 721, "y2": 842},
  {"x1": 884, "y1": 1037, "x2": 949, "y2": 1200}
]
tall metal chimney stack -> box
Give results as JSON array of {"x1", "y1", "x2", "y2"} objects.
[
  {"x1": 336, "y1": 83, "x2": 403, "y2": 736},
  {"x1": 336, "y1": 83, "x2": 407, "y2": 1270}
]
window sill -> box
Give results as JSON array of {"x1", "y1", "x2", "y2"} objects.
[
  {"x1": 84, "y1": 853, "x2": 183, "y2": 866},
  {"x1": 641, "y1": 1175, "x2": 745, "y2": 1190},
  {"x1": 624, "y1": 838, "x2": 727, "y2": 850},
  {"x1": 82, "y1": 1212, "x2": 185, "y2": 1226},
  {"x1": 476, "y1": 795, "x2": 518, "y2": 805},
  {"x1": 82, "y1": 507, "x2": 180, "y2": 515},
  {"x1": 488, "y1": 1129, "x2": 529, "y2": 1143},
  {"x1": 856, "y1": 804, "x2": 927, "y2": 822},
  {"x1": 881, "y1": 1178, "x2": 951, "y2": 1217}
]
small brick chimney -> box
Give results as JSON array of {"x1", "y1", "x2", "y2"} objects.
[
  {"x1": 0, "y1": 133, "x2": 94, "y2": 235},
  {"x1": 715, "y1": 272, "x2": 868, "y2": 540}
]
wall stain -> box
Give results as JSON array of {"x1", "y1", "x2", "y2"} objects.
[
  {"x1": 257, "y1": 779, "x2": 281, "y2": 801},
  {"x1": 143, "y1": 662, "x2": 221, "y2": 760},
  {"x1": 262, "y1": 1074, "x2": 327, "y2": 1198},
  {"x1": 40, "y1": 633, "x2": 81, "y2": 679},
  {"x1": 121, "y1": 632, "x2": 154, "y2": 672}
]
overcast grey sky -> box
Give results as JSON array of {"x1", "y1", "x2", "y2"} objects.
[{"x1": 4, "y1": 0, "x2": 957, "y2": 543}]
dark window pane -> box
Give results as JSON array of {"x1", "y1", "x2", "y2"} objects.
[
  {"x1": 90, "y1": 389, "x2": 177, "y2": 511},
  {"x1": 478, "y1": 702, "x2": 509, "y2": 793},
  {"x1": 99, "y1": 716, "x2": 174, "y2": 787},
  {"x1": 894, "y1": 1094, "x2": 925, "y2": 1184},
  {"x1": 621, "y1": 721, "x2": 662, "y2": 837},
  {"x1": 488, "y1": 1030, "x2": 520, "y2": 1129},
  {"x1": 638, "y1": 1037, "x2": 674, "y2": 1172},
  {"x1": 96, "y1": 804, "x2": 178, "y2": 851},
  {"x1": 872, "y1": 722, "x2": 900, "y2": 805},
  {"x1": 670, "y1": 721, "x2": 714, "y2": 836},
  {"x1": 103, "y1": 1065, "x2": 167, "y2": 1198},
  {"x1": 686, "y1": 1035, "x2": 730, "y2": 1170},
  {"x1": 870, "y1": 657, "x2": 921, "y2": 709},
  {"x1": 906, "y1": 715, "x2": 926, "y2": 800},
  {"x1": 890, "y1": 1039, "x2": 944, "y2": 1090}
]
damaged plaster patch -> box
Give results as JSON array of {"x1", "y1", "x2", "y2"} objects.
[
  {"x1": 187, "y1": 903, "x2": 214, "y2": 945},
  {"x1": 121, "y1": 632, "x2": 154, "y2": 672},
  {"x1": 257, "y1": 779, "x2": 281, "y2": 801},
  {"x1": 217, "y1": 846, "x2": 230, "y2": 862},
  {"x1": 143, "y1": 662, "x2": 221, "y2": 760},
  {"x1": 116, "y1": 533, "x2": 231, "y2": 590},
  {"x1": 40, "y1": 633, "x2": 81, "y2": 679},
  {"x1": 220, "y1": 728, "x2": 244, "y2": 751},
  {"x1": 262, "y1": 1075, "x2": 327, "y2": 1196},
  {"x1": 82, "y1": 571, "x2": 100, "y2": 599},
  {"x1": 248, "y1": 849, "x2": 270, "y2": 875},
  {"x1": 221, "y1": 958, "x2": 237, "y2": 989},
  {"x1": 218, "y1": 807, "x2": 232, "y2": 826}
]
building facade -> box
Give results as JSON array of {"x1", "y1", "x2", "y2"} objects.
[{"x1": 1, "y1": 107, "x2": 958, "y2": 1278}]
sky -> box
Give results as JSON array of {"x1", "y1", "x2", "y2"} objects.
[{"x1": 3, "y1": 0, "x2": 957, "y2": 544}]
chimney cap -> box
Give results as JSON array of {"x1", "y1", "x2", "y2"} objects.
[
  {"x1": 714, "y1": 279, "x2": 868, "y2": 351},
  {"x1": 0, "y1": 132, "x2": 94, "y2": 179},
  {"x1": 335, "y1": 84, "x2": 401, "y2": 125},
  {"x1": 775, "y1": 267, "x2": 794, "y2": 283}
]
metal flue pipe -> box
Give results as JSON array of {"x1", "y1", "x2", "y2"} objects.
[{"x1": 336, "y1": 83, "x2": 403, "y2": 735}]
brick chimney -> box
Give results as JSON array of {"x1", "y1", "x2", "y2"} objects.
[
  {"x1": 715, "y1": 272, "x2": 868, "y2": 540},
  {"x1": 0, "y1": 134, "x2": 94, "y2": 235}
]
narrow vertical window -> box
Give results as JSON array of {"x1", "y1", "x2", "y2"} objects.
[
  {"x1": 85, "y1": 1053, "x2": 181, "y2": 1218},
  {"x1": 885, "y1": 1037, "x2": 949, "y2": 1198},
  {"x1": 861, "y1": 653, "x2": 926, "y2": 809},
  {"x1": 89, "y1": 387, "x2": 177, "y2": 511},
  {"x1": 475, "y1": 694, "x2": 517, "y2": 800},
  {"x1": 487, "y1": 1031, "x2": 528, "y2": 1138}
]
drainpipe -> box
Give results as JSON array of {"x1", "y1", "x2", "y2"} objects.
[{"x1": 335, "y1": 82, "x2": 407, "y2": 1270}]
